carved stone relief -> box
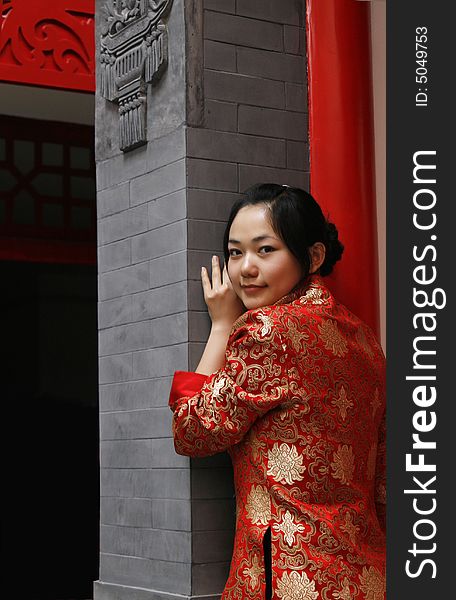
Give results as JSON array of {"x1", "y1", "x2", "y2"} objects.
[{"x1": 99, "y1": 0, "x2": 173, "y2": 151}]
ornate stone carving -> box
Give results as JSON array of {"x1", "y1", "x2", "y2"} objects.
[{"x1": 99, "y1": 0, "x2": 173, "y2": 151}]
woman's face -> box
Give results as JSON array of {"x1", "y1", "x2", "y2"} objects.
[{"x1": 227, "y1": 204, "x2": 304, "y2": 309}]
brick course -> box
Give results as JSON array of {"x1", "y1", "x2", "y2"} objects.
[{"x1": 204, "y1": 10, "x2": 283, "y2": 51}]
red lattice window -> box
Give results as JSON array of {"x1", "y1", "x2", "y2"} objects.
[{"x1": 0, "y1": 115, "x2": 96, "y2": 264}]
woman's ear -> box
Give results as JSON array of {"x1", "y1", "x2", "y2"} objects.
[{"x1": 309, "y1": 242, "x2": 326, "y2": 274}]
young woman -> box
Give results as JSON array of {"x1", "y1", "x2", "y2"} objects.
[{"x1": 168, "y1": 184, "x2": 386, "y2": 600}]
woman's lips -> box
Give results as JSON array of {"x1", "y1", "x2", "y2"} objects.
[{"x1": 242, "y1": 285, "x2": 266, "y2": 294}]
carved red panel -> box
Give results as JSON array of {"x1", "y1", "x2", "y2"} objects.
[{"x1": 0, "y1": 0, "x2": 95, "y2": 92}]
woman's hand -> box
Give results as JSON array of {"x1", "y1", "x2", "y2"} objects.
[
  {"x1": 201, "y1": 255, "x2": 245, "y2": 332},
  {"x1": 195, "y1": 256, "x2": 245, "y2": 375}
]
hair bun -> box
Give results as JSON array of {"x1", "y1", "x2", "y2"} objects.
[{"x1": 320, "y1": 221, "x2": 344, "y2": 276}]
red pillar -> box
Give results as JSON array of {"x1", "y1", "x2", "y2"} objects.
[{"x1": 306, "y1": 0, "x2": 380, "y2": 335}]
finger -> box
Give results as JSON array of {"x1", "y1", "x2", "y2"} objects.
[
  {"x1": 201, "y1": 266, "x2": 212, "y2": 296},
  {"x1": 222, "y1": 263, "x2": 232, "y2": 288},
  {"x1": 211, "y1": 255, "x2": 221, "y2": 288}
]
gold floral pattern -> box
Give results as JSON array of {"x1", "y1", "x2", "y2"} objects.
[
  {"x1": 242, "y1": 554, "x2": 262, "y2": 590},
  {"x1": 212, "y1": 377, "x2": 226, "y2": 397},
  {"x1": 245, "y1": 485, "x2": 270, "y2": 525},
  {"x1": 300, "y1": 284, "x2": 326, "y2": 305},
  {"x1": 273, "y1": 510, "x2": 306, "y2": 546},
  {"x1": 268, "y1": 443, "x2": 306, "y2": 484},
  {"x1": 333, "y1": 577, "x2": 354, "y2": 600},
  {"x1": 331, "y1": 444, "x2": 355, "y2": 484},
  {"x1": 359, "y1": 566, "x2": 386, "y2": 600},
  {"x1": 286, "y1": 318, "x2": 310, "y2": 353},
  {"x1": 318, "y1": 319, "x2": 348, "y2": 356},
  {"x1": 331, "y1": 386, "x2": 353, "y2": 421},
  {"x1": 340, "y1": 512, "x2": 360, "y2": 545},
  {"x1": 257, "y1": 312, "x2": 274, "y2": 338},
  {"x1": 276, "y1": 571, "x2": 319, "y2": 600},
  {"x1": 247, "y1": 428, "x2": 266, "y2": 461}
]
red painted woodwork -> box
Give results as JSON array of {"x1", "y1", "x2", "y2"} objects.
[
  {"x1": 306, "y1": 0, "x2": 380, "y2": 335},
  {"x1": 0, "y1": 0, "x2": 95, "y2": 92}
]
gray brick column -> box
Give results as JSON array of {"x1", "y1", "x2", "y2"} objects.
[{"x1": 94, "y1": 1, "x2": 309, "y2": 599}]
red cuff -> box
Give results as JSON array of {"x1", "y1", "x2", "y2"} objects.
[{"x1": 168, "y1": 370, "x2": 210, "y2": 411}]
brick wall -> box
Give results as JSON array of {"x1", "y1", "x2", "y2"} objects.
[
  {"x1": 95, "y1": 1, "x2": 309, "y2": 598},
  {"x1": 185, "y1": 0, "x2": 310, "y2": 595},
  {"x1": 95, "y1": 0, "x2": 195, "y2": 597}
]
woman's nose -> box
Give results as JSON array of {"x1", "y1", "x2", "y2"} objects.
[{"x1": 240, "y1": 254, "x2": 259, "y2": 277}]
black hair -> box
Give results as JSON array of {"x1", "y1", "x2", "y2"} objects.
[{"x1": 223, "y1": 183, "x2": 344, "y2": 278}]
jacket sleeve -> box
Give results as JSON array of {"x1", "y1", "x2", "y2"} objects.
[
  {"x1": 375, "y1": 409, "x2": 386, "y2": 533},
  {"x1": 168, "y1": 310, "x2": 291, "y2": 457}
]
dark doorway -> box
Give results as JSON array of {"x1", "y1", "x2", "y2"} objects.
[{"x1": 2, "y1": 260, "x2": 99, "y2": 599}]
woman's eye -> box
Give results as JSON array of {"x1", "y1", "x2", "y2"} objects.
[
  {"x1": 259, "y1": 246, "x2": 274, "y2": 254},
  {"x1": 228, "y1": 248, "x2": 241, "y2": 256}
]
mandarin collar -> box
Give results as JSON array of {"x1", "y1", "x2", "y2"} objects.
[
  {"x1": 231, "y1": 275, "x2": 331, "y2": 333},
  {"x1": 273, "y1": 274, "x2": 328, "y2": 306}
]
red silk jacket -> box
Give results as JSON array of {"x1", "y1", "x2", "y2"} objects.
[{"x1": 169, "y1": 275, "x2": 386, "y2": 600}]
